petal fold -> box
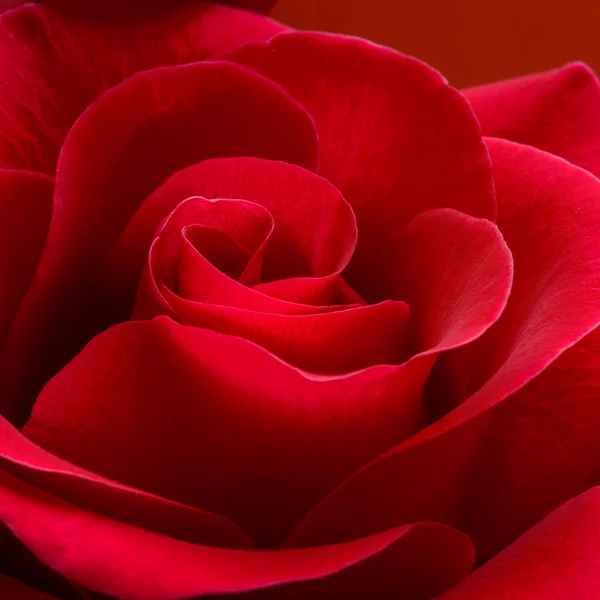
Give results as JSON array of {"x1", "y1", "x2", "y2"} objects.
[
  {"x1": 287, "y1": 140, "x2": 600, "y2": 547},
  {"x1": 25, "y1": 318, "x2": 427, "y2": 547},
  {"x1": 439, "y1": 488, "x2": 600, "y2": 599},
  {"x1": 0, "y1": 416, "x2": 251, "y2": 549},
  {"x1": 227, "y1": 31, "x2": 495, "y2": 299},
  {"x1": 0, "y1": 1, "x2": 285, "y2": 172},
  {"x1": 3, "y1": 61, "x2": 318, "y2": 424},
  {"x1": 0, "y1": 470, "x2": 474, "y2": 600},
  {"x1": 462, "y1": 326, "x2": 600, "y2": 561}
]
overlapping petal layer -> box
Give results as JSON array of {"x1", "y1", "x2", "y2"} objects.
[
  {"x1": 466, "y1": 62, "x2": 600, "y2": 178},
  {"x1": 0, "y1": 1, "x2": 284, "y2": 173},
  {"x1": 0, "y1": 469, "x2": 474, "y2": 600},
  {"x1": 439, "y1": 488, "x2": 600, "y2": 599},
  {"x1": 286, "y1": 139, "x2": 600, "y2": 548},
  {"x1": 2, "y1": 61, "x2": 318, "y2": 424},
  {"x1": 107, "y1": 157, "x2": 351, "y2": 305},
  {"x1": 26, "y1": 196, "x2": 512, "y2": 546},
  {"x1": 0, "y1": 415, "x2": 251, "y2": 548},
  {"x1": 462, "y1": 326, "x2": 600, "y2": 562},
  {"x1": 0, "y1": 523, "x2": 92, "y2": 600},
  {"x1": 227, "y1": 31, "x2": 496, "y2": 298},
  {"x1": 25, "y1": 318, "x2": 426, "y2": 547},
  {"x1": 126, "y1": 158, "x2": 413, "y2": 372},
  {"x1": 0, "y1": 6, "x2": 596, "y2": 598}
]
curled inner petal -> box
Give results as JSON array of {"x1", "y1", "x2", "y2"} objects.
[{"x1": 131, "y1": 158, "x2": 415, "y2": 375}]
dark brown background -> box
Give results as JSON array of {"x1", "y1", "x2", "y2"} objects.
[{"x1": 271, "y1": 0, "x2": 599, "y2": 88}]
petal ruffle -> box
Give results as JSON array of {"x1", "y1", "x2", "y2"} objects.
[
  {"x1": 135, "y1": 159, "x2": 357, "y2": 310},
  {"x1": 379, "y1": 208, "x2": 512, "y2": 353},
  {"x1": 145, "y1": 291, "x2": 412, "y2": 374}
]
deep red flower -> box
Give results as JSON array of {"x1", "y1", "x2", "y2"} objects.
[{"x1": 1, "y1": 3, "x2": 600, "y2": 599}]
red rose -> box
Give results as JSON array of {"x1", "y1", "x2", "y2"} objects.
[{"x1": 1, "y1": 2, "x2": 600, "y2": 599}]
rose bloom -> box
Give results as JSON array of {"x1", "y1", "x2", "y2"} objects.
[{"x1": 1, "y1": 1, "x2": 600, "y2": 599}]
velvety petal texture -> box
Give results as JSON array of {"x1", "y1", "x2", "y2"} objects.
[
  {"x1": 466, "y1": 62, "x2": 600, "y2": 178},
  {"x1": 0, "y1": 170, "x2": 52, "y2": 369},
  {"x1": 463, "y1": 326, "x2": 600, "y2": 562},
  {"x1": 0, "y1": 415, "x2": 252, "y2": 549},
  {"x1": 127, "y1": 158, "x2": 413, "y2": 373},
  {"x1": 287, "y1": 139, "x2": 600, "y2": 548},
  {"x1": 0, "y1": 1, "x2": 285, "y2": 173},
  {"x1": 0, "y1": 524, "x2": 90, "y2": 600},
  {"x1": 0, "y1": 470, "x2": 474, "y2": 599},
  {"x1": 25, "y1": 318, "x2": 427, "y2": 547},
  {"x1": 2, "y1": 59, "x2": 318, "y2": 424},
  {"x1": 27, "y1": 194, "x2": 513, "y2": 548},
  {"x1": 439, "y1": 488, "x2": 600, "y2": 599},
  {"x1": 228, "y1": 31, "x2": 496, "y2": 298},
  {"x1": 0, "y1": 3, "x2": 598, "y2": 598}
]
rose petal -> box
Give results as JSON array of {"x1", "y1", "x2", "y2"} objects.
[
  {"x1": 48, "y1": 63, "x2": 316, "y2": 300},
  {"x1": 135, "y1": 159, "x2": 357, "y2": 311},
  {"x1": 382, "y1": 208, "x2": 513, "y2": 354},
  {"x1": 150, "y1": 196, "x2": 276, "y2": 298},
  {"x1": 0, "y1": 416, "x2": 251, "y2": 549},
  {"x1": 0, "y1": 1, "x2": 285, "y2": 172},
  {"x1": 2, "y1": 61, "x2": 318, "y2": 425},
  {"x1": 461, "y1": 325, "x2": 600, "y2": 561},
  {"x1": 438, "y1": 488, "x2": 600, "y2": 599},
  {"x1": 25, "y1": 318, "x2": 428, "y2": 547},
  {"x1": 0, "y1": 574, "x2": 58, "y2": 600},
  {"x1": 227, "y1": 31, "x2": 495, "y2": 299},
  {"x1": 0, "y1": 525, "x2": 89, "y2": 600},
  {"x1": 109, "y1": 157, "x2": 354, "y2": 310},
  {"x1": 151, "y1": 291, "x2": 411, "y2": 374},
  {"x1": 0, "y1": 170, "x2": 52, "y2": 373},
  {"x1": 28, "y1": 203, "x2": 512, "y2": 546},
  {"x1": 0, "y1": 470, "x2": 474, "y2": 600},
  {"x1": 286, "y1": 139, "x2": 600, "y2": 548},
  {"x1": 131, "y1": 191, "x2": 409, "y2": 374},
  {"x1": 466, "y1": 62, "x2": 600, "y2": 178}
]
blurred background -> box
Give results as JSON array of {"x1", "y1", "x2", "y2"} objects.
[{"x1": 271, "y1": 0, "x2": 599, "y2": 88}]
